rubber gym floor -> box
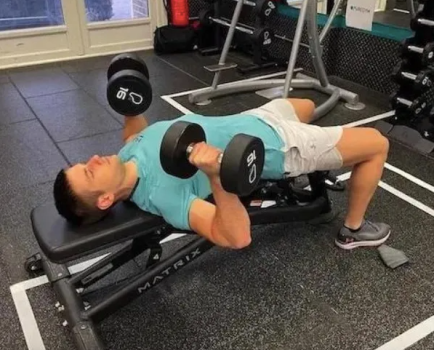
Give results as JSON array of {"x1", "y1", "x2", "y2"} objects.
[{"x1": 2, "y1": 50, "x2": 434, "y2": 350}]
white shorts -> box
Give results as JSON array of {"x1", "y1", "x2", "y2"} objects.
[{"x1": 241, "y1": 99, "x2": 344, "y2": 177}]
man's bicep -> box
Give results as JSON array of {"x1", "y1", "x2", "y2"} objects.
[{"x1": 188, "y1": 198, "x2": 216, "y2": 238}]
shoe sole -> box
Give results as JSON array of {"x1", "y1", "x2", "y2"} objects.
[{"x1": 334, "y1": 230, "x2": 391, "y2": 250}]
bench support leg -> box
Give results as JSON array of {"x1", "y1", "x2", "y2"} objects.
[
  {"x1": 41, "y1": 256, "x2": 105, "y2": 349},
  {"x1": 85, "y1": 237, "x2": 214, "y2": 323},
  {"x1": 72, "y1": 321, "x2": 105, "y2": 350}
]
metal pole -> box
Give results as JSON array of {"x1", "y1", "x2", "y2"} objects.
[
  {"x1": 212, "y1": 17, "x2": 254, "y2": 35},
  {"x1": 408, "y1": 0, "x2": 416, "y2": 18},
  {"x1": 319, "y1": 0, "x2": 343, "y2": 43},
  {"x1": 307, "y1": 0, "x2": 329, "y2": 87},
  {"x1": 211, "y1": 0, "x2": 245, "y2": 89},
  {"x1": 282, "y1": 0, "x2": 309, "y2": 98}
]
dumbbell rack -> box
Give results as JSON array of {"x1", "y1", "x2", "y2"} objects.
[
  {"x1": 376, "y1": 0, "x2": 434, "y2": 155},
  {"x1": 233, "y1": 3, "x2": 281, "y2": 75},
  {"x1": 198, "y1": 0, "x2": 280, "y2": 75}
]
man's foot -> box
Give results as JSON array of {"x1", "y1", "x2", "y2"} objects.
[{"x1": 335, "y1": 220, "x2": 391, "y2": 250}]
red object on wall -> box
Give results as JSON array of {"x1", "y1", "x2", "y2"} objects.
[{"x1": 170, "y1": 0, "x2": 190, "y2": 27}]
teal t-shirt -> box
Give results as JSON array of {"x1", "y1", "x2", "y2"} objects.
[{"x1": 118, "y1": 114, "x2": 285, "y2": 230}]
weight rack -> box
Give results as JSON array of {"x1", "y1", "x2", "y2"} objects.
[
  {"x1": 376, "y1": 0, "x2": 434, "y2": 155},
  {"x1": 190, "y1": 0, "x2": 363, "y2": 122},
  {"x1": 198, "y1": 0, "x2": 281, "y2": 74}
]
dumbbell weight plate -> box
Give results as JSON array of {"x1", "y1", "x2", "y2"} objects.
[
  {"x1": 254, "y1": 0, "x2": 277, "y2": 20},
  {"x1": 391, "y1": 61, "x2": 406, "y2": 84},
  {"x1": 107, "y1": 70, "x2": 153, "y2": 116},
  {"x1": 220, "y1": 134, "x2": 265, "y2": 196},
  {"x1": 160, "y1": 121, "x2": 207, "y2": 179},
  {"x1": 422, "y1": 43, "x2": 434, "y2": 65},
  {"x1": 108, "y1": 53, "x2": 149, "y2": 81},
  {"x1": 252, "y1": 28, "x2": 274, "y2": 47},
  {"x1": 198, "y1": 9, "x2": 214, "y2": 27}
]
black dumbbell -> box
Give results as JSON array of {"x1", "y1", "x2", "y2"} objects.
[
  {"x1": 401, "y1": 38, "x2": 434, "y2": 66},
  {"x1": 199, "y1": 9, "x2": 273, "y2": 48},
  {"x1": 410, "y1": 13, "x2": 434, "y2": 32},
  {"x1": 254, "y1": 0, "x2": 278, "y2": 20},
  {"x1": 390, "y1": 92, "x2": 428, "y2": 117},
  {"x1": 392, "y1": 60, "x2": 433, "y2": 92},
  {"x1": 160, "y1": 121, "x2": 265, "y2": 196},
  {"x1": 107, "y1": 53, "x2": 153, "y2": 116}
]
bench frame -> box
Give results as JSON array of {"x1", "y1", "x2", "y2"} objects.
[{"x1": 27, "y1": 172, "x2": 334, "y2": 350}]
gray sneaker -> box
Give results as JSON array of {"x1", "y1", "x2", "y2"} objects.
[{"x1": 335, "y1": 220, "x2": 391, "y2": 250}]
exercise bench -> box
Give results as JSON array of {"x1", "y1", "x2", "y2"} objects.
[{"x1": 26, "y1": 172, "x2": 332, "y2": 350}]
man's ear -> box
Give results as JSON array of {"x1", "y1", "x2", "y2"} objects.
[{"x1": 96, "y1": 193, "x2": 115, "y2": 211}]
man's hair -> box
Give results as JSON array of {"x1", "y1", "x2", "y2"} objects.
[{"x1": 53, "y1": 169, "x2": 107, "y2": 225}]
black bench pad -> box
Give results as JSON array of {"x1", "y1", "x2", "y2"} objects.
[{"x1": 31, "y1": 202, "x2": 166, "y2": 264}]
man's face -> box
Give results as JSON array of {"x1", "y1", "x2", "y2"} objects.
[{"x1": 66, "y1": 155, "x2": 125, "y2": 209}]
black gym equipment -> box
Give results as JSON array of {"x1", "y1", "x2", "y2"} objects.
[
  {"x1": 107, "y1": 53, "x2": 153, "y2": 116},
  {"x1": 26, "y1": 170, "x2": 333, "y2": 350},
  {"x1": 246, "y1": 0, "x2": 277, "y2": 20},
  {"x1": 160, "y1": 121, "x2": 265, "y2": 196},
  {"x1": 401, "y1": 38, "x2": 434, "y2": 66},
  {"x1": 392, "y1": 60, "x2": 433, "y2": 91},
  {"x1": 199, "y1": 9, "x2": 274, "y2": 48},
  {"x1": 390, "y1": 92, "x2": 428, "y2": 118},
  {"x1": 375, "y1": 1, "x2": 434, "y2": 154},
  {"x1": 204, "y1": 0, "x2": 278, "y2": 20}
]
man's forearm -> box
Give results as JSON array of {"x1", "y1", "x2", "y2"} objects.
[
  {"x1": 122, "y1": 114, "x2": 149, "y2": 141},
  {"x1": 209, "y1": 176, "x2": 251, "y2": 249}
]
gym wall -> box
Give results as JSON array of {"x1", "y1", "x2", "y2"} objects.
[{"x1": 189, "y1": 0, "x2": 407, "y2": 97}]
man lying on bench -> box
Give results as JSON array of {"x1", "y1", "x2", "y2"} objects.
[{"x1": 53, "y1": 98, "x2": 391, "y2": 250}]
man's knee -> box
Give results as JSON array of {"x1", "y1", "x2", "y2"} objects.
[
  {"x1": 289, "y1": 98, "x2": 315, "y2": 123},
  {"x1": 372, "y1": 128, "x2": 389, "y2": 157},
  {"x1": 336, "y1": 127, "x2": 389, "y2": 167},
  {"x1": 304, "y1": 99, "x2": 315, "y2": 114},
  {"x1": 301, "y1": 99, "x2": 315, "y2": 120}
]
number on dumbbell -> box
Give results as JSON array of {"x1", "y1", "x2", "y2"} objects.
[
  {"x1": 107, "y1": 53, "x2": 152, "y2": 116},
  {"x1": 247, "y1": 150, "x2": 257, "y2": 184},
  {"x1": 255, "y1": 0, "x2": 277, "y2": 19}
]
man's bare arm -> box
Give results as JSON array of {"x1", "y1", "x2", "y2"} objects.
[{"x1": 123, "y1": 114, "x2": 149, "y2": 143}]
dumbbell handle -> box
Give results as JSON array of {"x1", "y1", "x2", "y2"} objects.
[
  {"x1": 210, "y1": 17, "x2": 254, "y2": 35},
  {"x1": 401, "y1": 71, "x2": 417, "y2": 81},
  {"x1": 408, "y1": 45, "x2": 424, "y2": 54},
  {"x1": 231, "y1": 0, "x2": 256, "y2": 6},
  {"x1": 396, "y1": 96, "x2": 412, "y2": 107},
  {"x1": 186, "y1": 144, "x2": 224, "y2": 164},
  {"x1": 417, "y1": 18, "x2": 434, "y2": 27}
]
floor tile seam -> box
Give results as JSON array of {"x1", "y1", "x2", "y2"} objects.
[{"x1": 6, "y1": 79, "x2": 71, "y2": 166}]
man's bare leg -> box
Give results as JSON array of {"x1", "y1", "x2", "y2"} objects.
[
  {"x1": 287, "y1": 98, "x2": 315, "y2": 124},
  {"x1": 335, "y1": 127, "x2": 391, "y2": 249}
]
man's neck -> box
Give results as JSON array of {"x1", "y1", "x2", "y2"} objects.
[{"x1": 118, "y1": 161, "x2": 139, "y2": 201}]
